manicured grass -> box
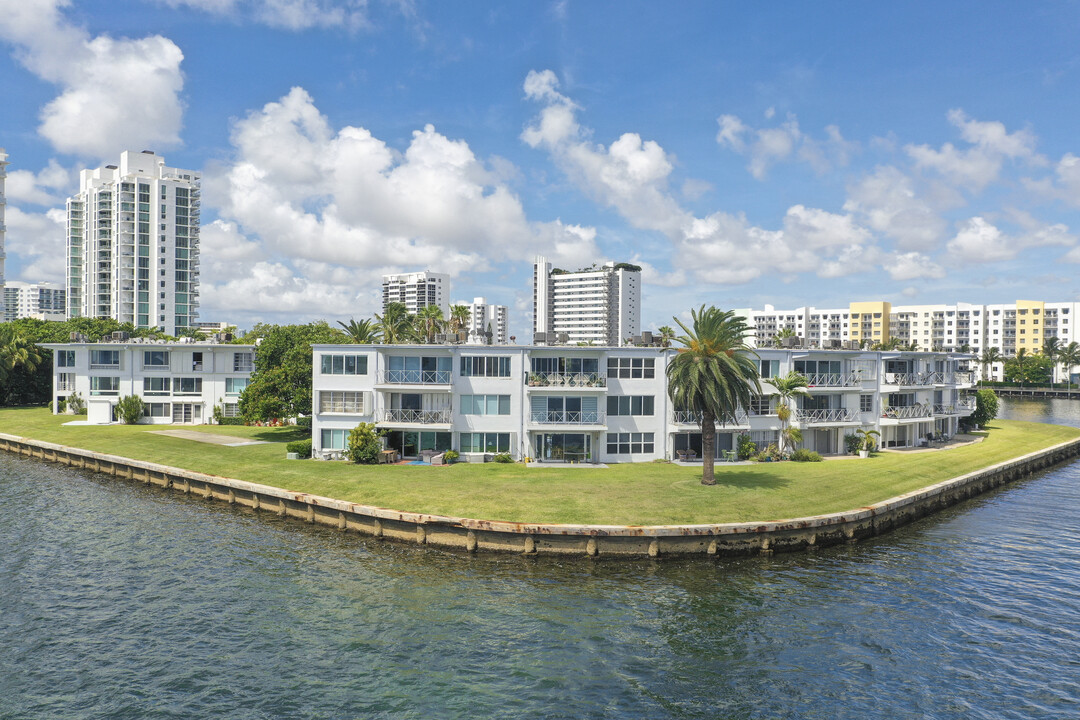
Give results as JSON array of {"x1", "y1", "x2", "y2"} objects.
[{"x1": 1, "y1": 406, "x2": 1077, "y2": 525}]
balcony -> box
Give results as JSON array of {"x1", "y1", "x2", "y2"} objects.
[
  {"x1": 882, "y1": 405, "x2": 933, "y2": 420},
  {"x1": 376, "y1": 370, "x2": 451, "y2": 385},
  {"x1": 527, "y1": 372, "x2": 607, "y2": 389},
  {"x1": 378, "y1": 408, "x2": 451, "y2": 424},
  {"x1": 793, "y1": 408, "x2": 860, "y2": 424},
  {"x1": 672, "y1": 409, "x2": 751, "y2": 426},
  {"x1": 529, "y1": 410, "x2": 605, "y2": 425},
  {"x1": 804, "y1": 371, "x2": 863, "y2": 387}
]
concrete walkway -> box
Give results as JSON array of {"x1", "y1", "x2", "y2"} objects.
[
  {"x1": 879, "y1": 433, "x2": 985, "y2": 454},
  {"x1": 149, "y1": 429, "x2": 271, "y2": 447}
]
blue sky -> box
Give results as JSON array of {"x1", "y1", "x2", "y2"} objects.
[{"x1": 3, "y1": 1, "x2": 1080, "y2": 337}]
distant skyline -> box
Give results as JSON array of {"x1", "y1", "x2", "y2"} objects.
[{"x1": 3, "y1": 1, "x2": 1080, "y2": 337}]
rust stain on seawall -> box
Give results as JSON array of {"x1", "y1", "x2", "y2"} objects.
[{"x1": 1, "y1": 432, "x2": 1078, "y2": 559}]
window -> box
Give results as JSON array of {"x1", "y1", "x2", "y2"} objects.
[
  {"x1": 221, "y1": 403, "x2": 240, "y2": 418},
  {"x1": 860, "y1": 394, "x2": 873, "y2": 412},
  {"x1": 90, "y1": 349, "x2": 120, "y2": 368},
  {"x1": 748, "y1": 396, "x2": 772, "y2": 415},
  {"x1": 58, "y1": 373, "x2": 76, "y2": 392},
  {"x1": 192, "y1": 352, "x2": 204, "y2": 371},
  {"x1": 233, "y1": 352, "x2": 254, "y2": 372},
  {"x1": 320, "y1": 354, "x2": 368, "y2": 375},
  {"x1": 321, "y1": 429, "x2": 348, "y2": 450},
  {"x1": 606, "y1": 357, "x2": 656, "y2": 379},
  {"x1": 143, "y1": 377, "x2": 171, "y2": 396},
  {"x1": 318, "y1": 391, "x2": 368, "y2": 414},
  {"x1": 174, "y1": 377, "x2": 203, "y2": 395},
  {"x1": 461, "y1": 356, "x2": 511, "y2": 377},
  {"x1": 143, "y1": 350, "x2": 169, "y2": 367},
  {"x1": 460, "y1": 394, "x2": 511, "y2": 415},
  {"x1": 532, "y1": 357, "x2": 600, "y2": 375},
  {"x1": 56, "y1": 350, "x2": 76, "y2": 368},
  {"x1": 606, "y1": 432, "x2": 655, "y2": 454},
  {"x1": 90, "y1": 376, "x2": 119, "y2": 396},
  {"x1": 606, "y1": 395, "x2": 655, "y2": 416},
  {"x1": 459, "y1": 432, "x2": 510, "y2": 453},
  {"x1": 758, "y1": 359, "x2": 780, "y2": 378},
  {"x1": 146, "y1": 403, "x2": 171, "y2": 418},
  {"x1": 225, "y1": 377, "x2": 249, "y2": 395}
]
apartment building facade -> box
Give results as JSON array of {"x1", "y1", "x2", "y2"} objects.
[
  {"x1": 44, "y1": 340, "x2": 255, "y2": 425},
  {"x1": 311, "y1": 344, "x2": 974, "y2": 462},
  {"x1": 381, "y1": 271, "x2": 450, "y2": 317},
  {"x1": 66, "y1": 151, "x2": 200, "y2": 336},
  {"x1": 533, "y1": 257, "x2": 641, "y2": 345},
  {"x1": 2, "y1": 281, "x2": 66, "y2": 322},
  {"x1": 461, "y1": 296, "x2": 509, "y2": 344}
]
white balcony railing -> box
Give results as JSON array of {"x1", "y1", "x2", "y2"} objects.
[
  {"x1": 377, "y1": 370, "x2": 452, "y2": 385},
  {"x1": 530, "y1": 410, "x2": 605, "y2": 424},
  {"x1": 671, "y1": 410, "x2": 751, "y2": 426},
  {"x1": 527, "y1": 372, "x2": 607, "y2": 388},
  {"x1": 793, "y1": 408, "x2": 860, "y2": 424},
  {"x1": 959, "y1": 397, "x2": 977, "y2": 413},
  {"x1": 804, "y1": 371, "x2": 862, "y2": 387},
  {"x1": 882, "y1": 405, "x2": 934, "y2": 419},
  {"x1": 933, "y1": 404, "x2": 959, "y2": 415},
  {"x1": 378, "y1": 408, "x2": 451, "y2": 424}
]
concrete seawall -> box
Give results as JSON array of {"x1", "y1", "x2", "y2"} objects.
[{"x1": 3, "y1": 432, "x2": 1079, "y2": 558}]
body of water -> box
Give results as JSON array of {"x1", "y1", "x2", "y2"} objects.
[{"x1": 2, "y1": 398, "x2": 1080, "y2": 719}]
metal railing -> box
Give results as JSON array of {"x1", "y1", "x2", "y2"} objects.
[
  {"x1": 378, "y1": 408, "x2": 451, "y2": 424},
  {"x1": 793, "y1": 408, "x2": 860, "y2": 423},
  {"x1": 530, "y1": 410, "x2": 604, "y2": 424},
  {"x1": 882, "y1": 405, "x2": 933, "y2": 419},
  {"x1": 527, "y1": 372, "x2": 607, "y2": 388},
  {"x1": 672, "y1": 410, "x2": 751, "y2": 426},
  {"x1": 377, "y1": 370, "x2": 452, "y2": 385},
  {"x1": 933, "y1": 404, "x2": 959, "y2": 415},
  {"x1": 959, "y1": 397, "x2": 977, "y2": 412},
  {"x1": 804, "y1": 371, "x2": 862, "y2": 387}
]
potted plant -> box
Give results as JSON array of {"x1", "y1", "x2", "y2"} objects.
[{"x1": 856, "y1": 428, "x2": 880, "y2": 458}]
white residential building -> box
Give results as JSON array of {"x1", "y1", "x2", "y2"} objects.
[
  {"x1": 66, "y1": 151, "x2": 200, "y2": 337},
  {"x1": 2, "y1": 281, "x2": 66, "y2": 322},
  {"x1": 310, "y1": 344, "x2": 974, "y2": 462},
  {"x1": 44, "y1": 339, "x2": 255, "y2": 425},
  {"x1": 0, "y1": 148, "x2": 7, "y2": 319},
  {"x1": 381, "y1": 271, "x2": 450, "y2": 317},
  {"x1": 461, "y1": 296, "x2": 509, "y2": 344},
  {"x1": 533, "y1": 257, "x2": 641, "y2": 345}
]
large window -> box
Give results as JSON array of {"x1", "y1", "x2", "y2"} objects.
[
  {"x1": 233, "y1": 352, "x2": 254, "y2": 372},
  {"x1": 606, "y1": 395, "x2": 654, "y2": 416},
  {"x1": 321, "y1": 429, "x2": 348, "y2": 450},
  {"x1": 225, "y1": 377, "x2": 249, "y2": 395},
  {"x1": 174, "y1": 377, "x2": 203, "y2": 395},
  {"x1": 748, "y1": 397, "x2": 773, "y2": 415},
  {"x1": 460, "y1": 356, "x2": 511, "y2": 377},
  {"x1": 607, "y1": 357, "x2": 655, "y2": 379},
  {"x1": 320, "y1": 354, "x2": 368, "y2": 375},
  {"x1": 460, "y1": 394, "x2": 511, "y2": 415},
  {"x1": 90, "y1": 376, "x2": 119, "y2": 396},
  {"x1": 143, "y1": 377, "x2": 171, "y2": 396},
  {"x1": 758, "y1": 359, "x2": 779, "y2": 378},
  {"x1": 606, "y1": 432, "x2": 655, "y2": 455},
  {"x1": 143, "y1": 350, "x2": 169, "y2": 367},
  {"x1": 460, "y1": 432, "x2": 510, "y2": 453},
  {"x1": 532, "y1": 357, "x2": 599, "y2": 375},
  {"x1": 318, "y1": 391, "x2": 368, "y2": 414},
  {"x1": 56, "y1": 350, "x2": 76, "y2": 368},
  {"x1": 90, "y1": 349, "x2": 120, "y2": 368},
  {"x1": 386, "y1": 355, "x2": 450, "y2": 383},
  {"x1": 146, "y1": 403, "x2": 170, "y2": 418}
]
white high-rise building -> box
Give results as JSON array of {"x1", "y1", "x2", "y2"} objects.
[
  {"x1": 2, "y1": 281, "x2": 66, "y2": 322},
  {"x1": 461, "y1": 296, "x2": 509, "y2": 344},
  {"x1": 532, "y1": 256, "x2": 641, "y2": 345},
  {"x1": 0, "y1": 148, "x2": 8, "y2": 320},
  {"x1": 66, "y1": 151, "x2": 200, "y2": 336},
  {"x1": 381, "y1": 271, "x2": 450, "y2": 317}
]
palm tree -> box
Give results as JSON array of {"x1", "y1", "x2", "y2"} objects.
[
  {"x1": 667, "y1": 306, "x2": 761, "y2": 485},
  {"x1": 416, "y1": 305, "x2": 445, "y2": 344},
  {"x1": 0, "y1": 327, "x2": 43, "y2": 384},
  {"x1": 1044, "y1": 336, "x2": 1062, "y2": 389},
  {"x1": 1014, "y1": 347, "x2": 1030, "y2": 390},
  {"x1": 448, "y1": 304, "x2": 471, "y2": 337},
  {"x1": 766, "y1": 370, "x2": 812, "y2": 456},
  {"x1": 1058, "y1": 341, "x2": 1080, "y2": 390},
  {"x1": 375, "y1": 302, "x2": 413, "y2": 345},
  {"x1": 657, "y1": 326, "x2": 676, "y2": 348},
  {"x1": 337, "y1": 318, "x2": 381, "y2": 344},
  {"x1": 855, "y1": 428, "x2": 880, "y2": 457},
  {"x1": 980, "y1": 347, "x2": 1003, "y2": 385}
]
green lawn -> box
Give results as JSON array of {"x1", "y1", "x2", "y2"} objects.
[{"x1": 1, "y1": 406, "x2": 1077, "y2": 525}]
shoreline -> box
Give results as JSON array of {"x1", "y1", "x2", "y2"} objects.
[{"x1": 2, "y1": 430, "x2": 1078, "y2": 558}]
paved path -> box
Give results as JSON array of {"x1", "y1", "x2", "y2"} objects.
[{"x1": 149, "y1": 429, "x2": 271, "y2": 447}]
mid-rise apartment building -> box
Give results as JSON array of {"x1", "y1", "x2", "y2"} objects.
[
  {"x1": 0, "y1": 148, "x2": 7, "y2": 319},
  {"x1": 533, "y1": 257, "x2": 641, "y2": 345},
  {"x1": 44, "y1": 339, "x2": 255, "y2": 425},
  {"x1": 2, "y1": 281, "x2": 66, "y2": 322},
  {"x1": 66, "y1": 151, "x2": 200, "y2": 337},
  {"x1": 462, "y1": 296, "x2": 509, "y2": 344},
  {"x1": 311, "y1": 344, "x2": 974, "y2": 462},
  {"x1": 381, "y1": 271, "x2": 450, "y2": 317}
]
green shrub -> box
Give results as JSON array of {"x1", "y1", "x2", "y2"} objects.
[
  {"x1": 217, "y1": 416, "x2": 245, "y2": 426},
  {"x1": 844, "y1": 433, "x2": 862, "y2": 455},
  {"x1": 754, "y1": 443, "x2": 782, "y2": 462},
  {"x1": 296, "y1": 416, "x2": 312, "y2": 430},
  {"x1": 736, "y1": 433, "x2": 757, "y2": 460},
  {"x1": 67, "y1": 392, "x2": 86, "y2": 415},
  {"x1": 346, "y1": 422, "x2": 381, "y2": 464},
  {"x1": 286, "y1": 439, "x2": 312, "y2": 459},
  {"x1": 492, "y1": 452, "x2": 514, "y2": 463},
  {"x1": 115, "y1": 395, "x2": 145, "y2": 425},
  {"x1": 970, "y1": 389, "x2": 999, "y2": 428},
  {"x1": 791, "y1": 448, "x2": 824, "y2": 462},
  {"x1": 443, "y1": 450, "x2": 459, "y2": 463}
]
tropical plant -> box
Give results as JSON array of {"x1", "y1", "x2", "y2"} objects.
[
  {"x1": 970, "y1": 389, "x2": 999, "y2": 428},
  {"x1": 115, "y1": 395, "x2": 145, "y2": 425},
  {"x1": 66, "y1": 392, "x2": 86, "y2": 415},
  {"x1": 0, "y1": 326, "x2": 43, "y2": 384},
  {"x1": 414, "y1": 305, "x2": 446, "y2": 344},
  {"x1": 493, "y1": 452, "x2": 514, "y2": 463},
  {"x1": 980, "y1": 347, "x2": 1003, "y2": 385},
  {"x1": 443, "y1": 449, "x2": 460, "y2": 463},
  {"x1": 855, "y1": 428, "x2": 880, "y2": 454},
  {"x1": 790, "y1": 448, "x2": 823, "y2": 462},
  {"x1": 736, "y1": 433, "x2": 757, "y2": 460},
  {"x1": 337, "y1": 318, "x2": 381, "y2": 344},
  {"x1": 772, "y1": 327, "x2": 796, "y2": 345},
  {"x1": 346, "y1": 422, "x2": 382, "y2": 464},
  {"x1": 667, "y1": 306, "x2": 761, "y2": 485},
  {"x1": 1043, "y1": 336, "x2": 1063, "y2": 388},
  {"x1": 375, "y1": 302, "x2": 414, "y2": 345},
  {"x1": 1004, "y1": 352, "x2": 1052, "y2": 386},
  {"x1": 1059, "y1": 341, "x2": 1080, "y2": 388},
  {"x1": 657, "y1": 326, "x2": 676, "y2": 348},
  {"x1": 766, "y1": 371, "x2": 812, "y2": 456},
  {"x1": 781, "y1": 425, "x2": 803, "y2": 455},
  {"x1": 1014, "y1": 347, "x2": 1029, "y2": 389},
  {"x1": 448, "y1": 305, "x2": 471, "y2": 335},
  {"x1": 844, "y1": 433, "x2": 863, "y2": 455}
]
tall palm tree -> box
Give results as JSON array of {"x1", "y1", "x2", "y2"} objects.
[
  {"x1": 667, "y1": 306, "x2": 761, "y2": 485},
  {"x1": 1058, "y1": 341, "x2": 1080, "y2": 390},
  {"x1": 0, "y1": 327, "x2": 43, "y2": 384},
  {"x1": 448, "y1": 304, "x2": 471, "y2": 337},
  {"x1": 657, "y1": 326, "x2": 676, "y2": 348},
  {"x1": 416, "y1": 305, "x2": 445, "y2": 344},
  {"x1": 375, "y1": 302, "x2": 413, "y2": 345},
  {"x1": 1043, "y1": 336, "x2": 1062, "y2": 388},
  {"x1": 1014, "y1": 347, "x2": 1030, "y2": 390},
  {"x1": 980, "y1": 347, "x2": 1003, "y2": 385},
  {"x1": 766, "y1": 370, "x2": 813, "y2": 456},
  {"x1": 337, "y1": 318, "x2": 381, "y2": 344}
]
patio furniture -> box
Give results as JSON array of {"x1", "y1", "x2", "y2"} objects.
[
  {"x1": 676, "y1": 450, "x2": 689, "y2": 461},
  {"x1": 686, "y1": 450, "x2": 697, "y2": 461},
  {"x1": 723, "y1": 450, "x2": 738, "y2": 463},
  {"x1": 378, "y1": 449, "x2": 398, "y2": 464}
]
